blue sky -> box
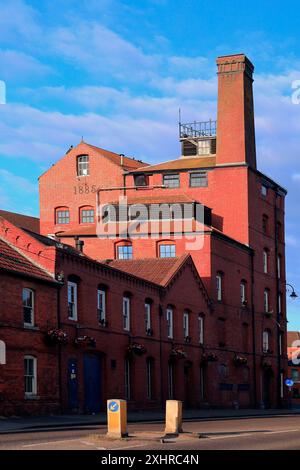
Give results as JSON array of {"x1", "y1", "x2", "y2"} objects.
[{"x1": 0, "y1": 0, "x2": 300, "y2": 327}]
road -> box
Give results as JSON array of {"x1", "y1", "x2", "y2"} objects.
[{"x1": 1, "y1": 415, "x2": 300, "y2": 450}]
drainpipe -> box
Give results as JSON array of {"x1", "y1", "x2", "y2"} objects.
[
  {"x1": 56, "y1": 282, "x2": 63, "y2": 412},
  {"x1": 250, "y1": 250, "x2": 258, "y2": 407},
  {"x1": 274, "y1": 190, "x2": 282, "y2": 407},
  {"x1": 159, "y1": 303, "x2": 164, "y2": 409}
]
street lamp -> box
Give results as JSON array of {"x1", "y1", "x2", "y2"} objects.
[{"x1": 286, "y1": 283, "x2": 298, "y2": 300}]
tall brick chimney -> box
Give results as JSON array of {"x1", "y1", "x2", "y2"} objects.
[{"x1": 216, "y1": 54, "x2": 257, "y2": 169}]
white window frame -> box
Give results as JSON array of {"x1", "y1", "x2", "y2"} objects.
[
  {"x1": 216, "y1": 274, "x2": 222, "y2": 301},
  {"x1": 77, "y1": 155, "x2": 89, "y2": 176},
  {"x1": 264, "y1": 289, "x2": 270, "y2": 313},
  {"x1": 263, "y1": 330, "x2": 270, "y2": 353},
  {"x1": 123, "y1": 297, "x2": 130, "y2": 331},
  {"x1": 23, "y1": 288, "x2": 35, "y2": 327},
  {"x1": 24, "y1": 356, "x2": 37, "y2": 396},
  {"x1": 183, "y1": 311, "x2": 189, "y2": 339},
  {"x1": 68, "y1": 281, "x2": 78, "y2": 320},
  {"x1": 97, "y1": 289, "x2": 106, "y2": 323},
  {"x1": 263, "y1": 250, "x2": 268, "y2": 274},
  {"x1": 261, "y1": 184, "x2": 268, "y2": 197},
  {"x1": 166, "y1": 308, "x2": 173, "y2": 339},
  {"x1": 145, "y1": 302, "x2": 151, "y2": 332},
  {"x1": 198, "y1": 316, "x2": 204, "y2": 344},
  {"x1": 240, "y1": 282, "x2": 247, "y2": 305},
  {"x1": 277, "y1": 255, "x2": 281, "y2": 279}
]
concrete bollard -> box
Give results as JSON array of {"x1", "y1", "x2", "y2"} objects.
[
  {"x1": 106, "y1": 399, "x2": 128, "y2": 438},
  {"x1": 164, "y1": 400, "x2": 183, "y2": 435}
]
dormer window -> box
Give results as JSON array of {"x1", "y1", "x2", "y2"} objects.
[{"x1": 77, "y1": 155, "x2": 89, "y2": 176}]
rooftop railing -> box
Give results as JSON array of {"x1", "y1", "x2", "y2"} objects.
[{"x1": 179, "y1": 119, "x2": 217, "y2": 138}]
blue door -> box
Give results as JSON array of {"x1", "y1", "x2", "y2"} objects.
[
  {"x1": 68, "y1": 358, "x2": 79, "y2": 410},
  {"x1": 84, "y1": 354, "x2": 102, "y2": 413}
]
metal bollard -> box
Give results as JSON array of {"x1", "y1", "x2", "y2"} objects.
[
  {"x1": 164, "y1": 400, "x2": 183, "y2": 435},
  {"x1": 106, "y1": 399, "x2": 128, "y2": 438}
]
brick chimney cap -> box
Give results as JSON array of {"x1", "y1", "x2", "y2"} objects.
[{"x1": 216, "y1": 53, "x2": 254, "y2": 71}]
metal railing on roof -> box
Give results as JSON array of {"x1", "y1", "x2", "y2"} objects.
[{"x1": 179, "y1": 119, "x2": 217, "y2": 138}]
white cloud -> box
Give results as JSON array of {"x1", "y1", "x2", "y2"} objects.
[
  {"x1": 0, "y1": 50, "x2": 52, "y2": 82},
  {"x1": 0, "y1": 169, "x2": 36, "y2": 193}
]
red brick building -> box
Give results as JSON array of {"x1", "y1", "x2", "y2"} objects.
[
  {"x1": 38, "y1": 54, "x2": 288, "y2": 409},
  {"x1": 0, "y1": 53, "x2": 289, "y2": 415}
]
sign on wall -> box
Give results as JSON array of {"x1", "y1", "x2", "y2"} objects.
[{"x1": 0, "y1": 340, "x2": 6, "y2": 365}]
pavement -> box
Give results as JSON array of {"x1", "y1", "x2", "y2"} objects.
[{"x1": 1, "y1": 407, "x2": 300, "y2": 434}]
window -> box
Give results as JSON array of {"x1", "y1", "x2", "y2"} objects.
[
  {"x1": 198, "y1": 315, "x2": 204, "y2": 344},
  {"x1": 146, "y1": 358, "x2": 154, "y2": 399},
  {"x1": 68, "y1": 281, "x2": 77, "y2": 320},
  {"x1": 263, "y1": 249, "x2": 269, "y2": 274},
  {"x1": 264, "y1": 289, "x2": 270, "y2": 313},
  {"x1": 168, "y1": 362, "x2": 174, "y2": 399},
  {"x1": 56, "y1": 209, "x2": 70, "y2": 224},
  {"x1": 261, "y1": 184, "x2": 268, "y2": 197},
  {"x1": 124, "y1": 359, "x2": 131, "y2": 399},
  {"x1": 134, "y1": 174, "x2": 148, "y2": 187},
  {"x1": 166, "y1": 307, "x2": 173, "y2": 339},
  {"x1": 263, "y1": 330, "x2": 270, "y2": 353},
  {"x1": 159, "y1": 244, "x2": 176, "y2": 258},
  {"x1": 24, "y1": 356, "x2": 37, "y2": 396},
  {"x1": 277, "y1": 255, "x2": 281, "y2": 279},
  {"x1": 163, "y1": 173, "x2": 180, "y2": 188},
  {"x1": 216, "y1": 273, "x2": 223, "y2": 301},
  {"x1": 77, "y1": 155, "x2": 89, "y2": 176},
  {"x1": 240, "y1": 281, "x2": 247, "y2": 306},
  {"x1": 23, "y1": 288, "x2": 34, "y2": 326},
  {"x1": 183, "y1": 311, "x2": 189, "y2": 339},
  {"x1": 145, "y1": 302, "x2": 151, "y2": 333},
  {"x1": 292, "y1": 369, "x2": 299, "y2": 382},
  {"x1": 198, "y1": 139, "x2": 211, "y2": 155},
  {"x1": 80, "y1": 208, "x2": 94, "y2": 223},
  {"x1": 262, "y1": 214, "x2": 269, "y2": 235},
  {"x1": 123, "y1": 296, "x2": 130, "y2": 331},
  {"x1": 278, "y1": 292, "x2": 283, "y2": 315},
  {"x1": 189, "y1": 171, "x2": 208, "y2": 187},
  {"x1": 117, "y1": 244, "x2": 133, "y2": 260},
  {"x1": 97, "y1": 289, "x2": 106, "y2": 323}
]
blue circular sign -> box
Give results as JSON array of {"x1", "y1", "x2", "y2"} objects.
[
  {"x1": 108, "y1": 401, "x2": 119, "y2": 412},
  {"x1": 285, "y1": 378, "x2": 294, "y2": 387}
]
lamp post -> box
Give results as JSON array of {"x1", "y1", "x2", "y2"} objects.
[{"x1": 286, "y1": 283, "x2": 298, "y2": 300}]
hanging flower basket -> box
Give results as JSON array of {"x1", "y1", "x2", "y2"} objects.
[
  {"x1": 233, "y1": 354, "x2": 248, "y2": 366},
  {"x1": 127, "y1": 343, "x2": 147, "y2": 356},
  {"x1": 170, "y1": 348, "x2": 187, "y2": 359},
  {"x1": 201, "y1": 352, "x2": 218, "y2": 363},
  {"x1": 45, "y1": 329, "x2": 68, "y2": 345},
  {"x1": 74, "y1": 336, "x2": 96, "y2": 348}
]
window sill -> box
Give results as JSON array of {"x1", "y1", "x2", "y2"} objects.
[
  {"x1": 24, "y1": 325, "x2": 39, "y2": 331},
  {"x1": 25, "y1": 395, "x2": 40, "y2": 400},
  {"x1": 68, "y1": 318, "x2": 78, "y2": 321}
]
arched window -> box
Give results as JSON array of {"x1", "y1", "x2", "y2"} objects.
[
  {"x1": 55, "y1": 207, "x2": 70, "y2": 224},
  {"x1": 166, "y1": 306, "x2": 174, "y2": 339},
  {"x1": 158, "y1": 241, "x2": 176, "y2": 258},
  {"x1": 123, "y1": 293, "x2": 131, "y2": 331},
  {"x1": 23, "y1": 288, "x2": 35, "y2": 326},
  {"x1": 24, "y1": 355, "x2": 37, "y2": 396},
  {"x1": 216, "y1": 272, "x2": 223, "y2": 301},
  {"x1": 240, "y1": 280, "x2": 247, "y2": 306},
  {"x1": 116, "y1": 240, "x2": 133, "y2": 260},
  {"x1": 262, "y1": 214, "x2": 269, "y2": 235},
  {"x1": 97, "y1": 284, "x2": 107, "y2": 324},
  {"x1": 277, "y1": 254, "x2": 282, "y2": 279},
  {"x1": 183, "y1": 310, "x2": 189, "y2": 339},
  {"x1": 264, "y1": 288, "x2": 271, "y2": 313},
  {"x1": 263, "y1": 329, "x2": 271, "y2": 353},
  {"x1": 68, "y1": 275, "x2": 80, "y2": 321},
  {"x1": 80, "y1": 206, "x2": 94, "y2": 224},
  {"x1": 263, "y1": 249, "x2": 269, "y2": 274},
  {"x1": 198, "y1": 314, "x2": 204, "y2": 344},
  {"x1": 145, "y1": 299, "x2": 152, "y2": 335},
  {"x1": 218, "y1": 363, "x2": 228, "y2": 379},
  {"x1": 77, "y1": 155, "x2": 89, "y2": 176}
]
